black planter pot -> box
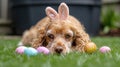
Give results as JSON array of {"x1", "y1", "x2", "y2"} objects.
[{"x1": 10, "y1": 0, "x2": 101, "y2": 36}]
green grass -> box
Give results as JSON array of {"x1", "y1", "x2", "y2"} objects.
[{"x1": 0, "y1": 36, "x2": 120, "y2": 67}]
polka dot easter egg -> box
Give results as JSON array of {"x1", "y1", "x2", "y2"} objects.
[
  {"x1": 37, "y1": 46, "x2": 50, "y2": 55},
  {"x1": 15, "y1": 46, "x2": 27, "y2": 54},
  {"x1": 99, "y1": 46, "x2": 111, "y2": 53}
]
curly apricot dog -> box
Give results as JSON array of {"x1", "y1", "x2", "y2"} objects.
[{"x1": 18, "y1": 3, "x2": 94, "y2": 54}]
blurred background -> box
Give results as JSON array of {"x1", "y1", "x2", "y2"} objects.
[{"x1": 0, "y1": 0, "x2": 120, "y2": 36}]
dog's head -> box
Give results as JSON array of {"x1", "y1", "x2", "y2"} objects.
[{"x1": 41, "y1": 3, "x2": 87, "y2": 54}]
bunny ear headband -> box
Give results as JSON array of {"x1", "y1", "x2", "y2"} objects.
[{"x1": 45, "y1": 3, "x2": 69, "y2": 21}]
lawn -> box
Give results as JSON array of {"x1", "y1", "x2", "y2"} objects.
[{"x1": 0, "y1": 36, "x2": 120, "y2": 67}]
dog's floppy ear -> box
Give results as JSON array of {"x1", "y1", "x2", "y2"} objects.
[
  {"x1": 58, "y1": 3, "x2": 69, "y2": 20},
  {"x1": 72, "y1": 28, "x2": 91, "y2": 52},
  {"x1": 46, "y1": 7, "x2": 59, "y2": 20},
  {"x1": 41, "y1": 36, "x2": 48, "y2": 47}
]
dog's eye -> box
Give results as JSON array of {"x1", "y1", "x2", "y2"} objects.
[
  {"x1": 65, "y1": 34, "x2": 71, "y2": 39},
  {"x1": 48, "y1": 34, "x2": 54, "y2": 39}
]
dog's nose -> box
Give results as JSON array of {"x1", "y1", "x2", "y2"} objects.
[{"x1": 55, "y1": 47, "x2": 63, "y2": 54}]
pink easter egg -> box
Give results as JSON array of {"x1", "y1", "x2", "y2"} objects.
[
  {"x1": 37, "y1": 46, "x2": 50, "y2": 54},
  {"x1": 15, "y1": 46, "x2": 27, "y2": 54},
  {"x1": 99, "y1": 46, "x2": 111, "y2": 53}
]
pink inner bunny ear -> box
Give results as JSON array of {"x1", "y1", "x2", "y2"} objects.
[
  {"x1": 45, "y1": 7, "x2": 58, "y2": 20},
  {"x1": 58, "y1": 3, "x2": 69, "y2": 20}
]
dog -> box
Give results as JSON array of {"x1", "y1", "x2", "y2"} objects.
[{"x1": 18, "y1": 3, "x2": 93, "y2": 54}]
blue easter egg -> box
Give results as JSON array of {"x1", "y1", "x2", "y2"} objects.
[{"x1": 24, "y1": 47, "x2": 38, "y2": 56}]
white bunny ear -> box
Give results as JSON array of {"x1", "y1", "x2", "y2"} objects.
[
  {"x1": 45, "y1": 7, "x2": 58, "y2": 20},
  {"x1": 58, "y1": 3, "x2": 69, "y2": 20}
]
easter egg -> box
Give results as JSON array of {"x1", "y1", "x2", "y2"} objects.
[
  {"x1": 37, "y1": 46, "x2": 50, "y2": 54},
  {"x1": 99, "y1": 46, "x2": 111, "y2": 53},
  {"x1": 15, "y1": 46, "x2": 27, "y2": 54},
  {"x1": 24, "y1": 47, "x2": 38, "y2": 56},
  {"x1": 84, "y1": 42, "x2": 97, "y2": 53}
]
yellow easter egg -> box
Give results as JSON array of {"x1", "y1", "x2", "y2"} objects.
[{"x1": 84, "y1": 42, "x2": 97, "y2": 53}]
